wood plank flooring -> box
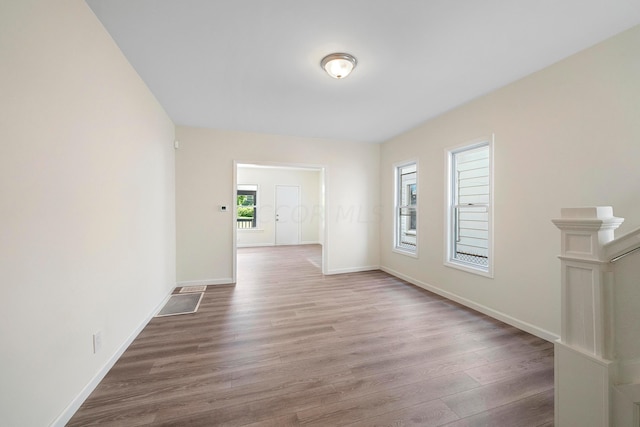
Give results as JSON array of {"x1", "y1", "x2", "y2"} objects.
[{"x1": 68, "y1": 245, "x2": 554, "y2": 426}]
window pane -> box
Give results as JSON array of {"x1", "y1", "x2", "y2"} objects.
[
  {"x1": 454, "y1": 205, "x2": 488, "y2": 266},
  {"x1": 399, "y1": 165, "x2": 417, "y2": 207},
  {"x1": 237, "y1": 185, "x2": 257, "y2": 229},
  {"x1": 239, "y1": 194, "x2": 255, "y2": 206},
  {"x1": 398, "y1": 206, "x2": 417, "y2": 249},
  {"x1": 450, "y1": 144, "x2": 490, "y2": 270},
  {"x1": 395, "y1": 162, "x2": 417, "y2": 254}
]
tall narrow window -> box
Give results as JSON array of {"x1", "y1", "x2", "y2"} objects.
[
  {"x1": 394, "y1": 162, "x2": 418, "y2": 255},
  {"x1": 447, "y1": 141, "x2": 492, "y2": 275},
  {"x1": 237, "y1": 185, "x2": 257, "y2": 229}
]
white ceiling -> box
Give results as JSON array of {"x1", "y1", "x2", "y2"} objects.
[{"x1": 87, "y1": 0, "x2": 640, "y2": 143}]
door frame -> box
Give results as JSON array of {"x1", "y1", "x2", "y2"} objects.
[{"x1": 232, "y1": 161, "x2": 328, "y2": 282}]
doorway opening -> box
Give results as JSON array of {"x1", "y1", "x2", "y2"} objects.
[{"x1": 233, "y1": 162, "x2": 327, "y2": 283}]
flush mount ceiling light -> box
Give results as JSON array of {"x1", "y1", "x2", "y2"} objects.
[{"x1": 321, "y1": 53, "x2": 357, "y2": 79}]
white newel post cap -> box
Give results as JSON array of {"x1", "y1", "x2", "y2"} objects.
[{"x1": 552, "y1": 207, "x2": 624, "y2": 261}]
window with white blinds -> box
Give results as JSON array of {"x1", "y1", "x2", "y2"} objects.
[
  {"x1": 447, "y1": 141, "x2": 492, "y2": 275},
  {"x1": 394, "y1": 162, "x2": 417, "y2": 255}
]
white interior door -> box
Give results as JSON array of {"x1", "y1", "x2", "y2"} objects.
[{"x1": 275, "y1": 185, "x2": 300, "y2": 245}]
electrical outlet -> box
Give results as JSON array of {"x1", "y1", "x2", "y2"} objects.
[{"x1": 93, "y1": 331, "x2": 103, "y2": 354}]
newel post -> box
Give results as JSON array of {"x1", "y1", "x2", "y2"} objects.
[{"x1": 552, "y1": 207, "x2": 624, "y2": 427}]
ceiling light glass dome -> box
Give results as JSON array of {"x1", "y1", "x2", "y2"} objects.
[{"x1": 321, "y1": 53, "x2": 357, "y2": 79}]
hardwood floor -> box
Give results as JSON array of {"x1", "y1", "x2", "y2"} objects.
[{"x1": 68, "y1": 245, "x2": 554, "y2": 426}]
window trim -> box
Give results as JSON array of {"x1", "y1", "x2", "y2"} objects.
[
  {"x1": 393, "y1": 160, "x2": 419, "y2": 258},
  {"x1": 444, "y1": 137, "x2": 494, "y2": 277}
]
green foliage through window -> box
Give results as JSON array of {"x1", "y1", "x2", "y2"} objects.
[
  {"x1": 237, "y1": 206, "x2": 254, "y2": 218},
  {"x1": 237, "y1": 194, "x2": 255, "y2": 206},
  {"x1": 237, "y1": 186, "x2": 257, "y2": 228}
]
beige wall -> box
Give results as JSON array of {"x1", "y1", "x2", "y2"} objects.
[
  {"x1": 380, "y1": 25, "x2": 640, "y2": 339},
  {"x1": 4, "y1": 1, "x2": 638, "y2": 423},
  {"x1": 0, "y1": 1, "x2": 176, "y2": 425},
  {"x1": 175, "y1": 126, "x2": 380, "y2": 282},
  {"x1": 237, "y1": 166, "x2": 322, "y2": 247}
]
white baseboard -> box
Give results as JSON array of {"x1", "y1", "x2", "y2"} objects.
[
  {"x1": 51, "y1": 287, "x2": 174, "y2": 427},
  {"x1": 380, "y1": 266, "x2": 559, "y2": 342},
  {"x1": 176, "y1": 278, "x2": 234, "y2": 286},
  {"x1": 237, "y1": 242, "x2": 321, "y2": 248},
  {"x1": 237, "y1": 243, "x2": 275, "y2": 248},
  {"x1": 325, "y1": 265, "x2": 380, "y2": 275}
]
